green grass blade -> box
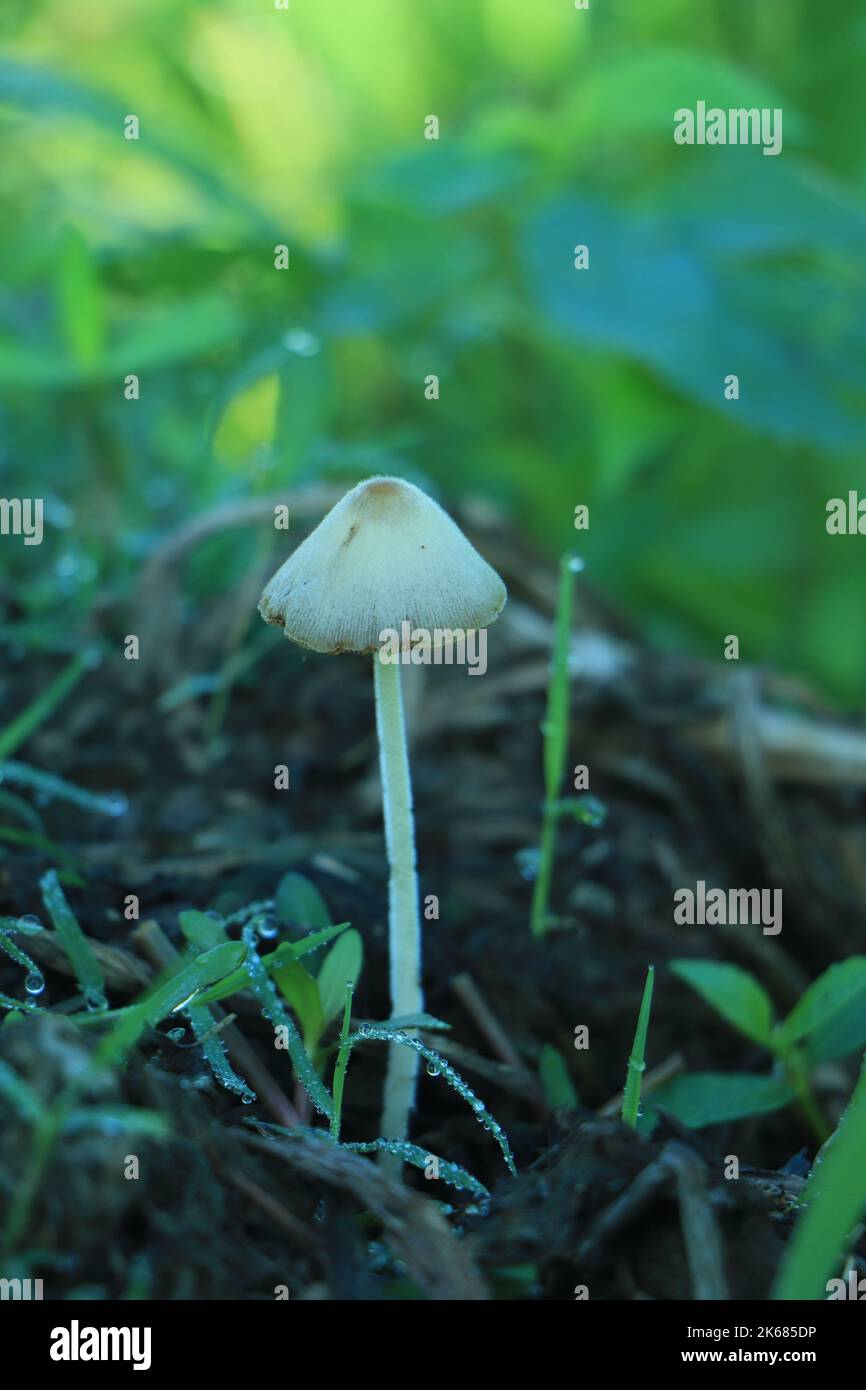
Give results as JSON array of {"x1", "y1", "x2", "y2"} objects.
[
  {"x1": 186, "y1": 1005, "x2": 256, "y2": 1102},
  {"x1": 241, "y1": 921, "x2": 333, "y2": 1120},
  {"x1": 0, "y1": 648, "x2": 100, "y2": 760},
  {"x1": 772, "y1": 1054, "x2": 866, "y2": 1300},
  {"x1": 0, "y1": 1059, "x2": 47, "y2": 1125},
  {"x1": 40, "y1": 868, "x2": 107, "y2": 1010},
  {"x1": 622, "y1": 966, "x2": 655, "y2": 1128},
  {"x1": 0, "y1": 761, "x2": 127, "y2": 817},
  {"x1": 345, "y1": 1140, "x2": 490, "y2": 1199},
  {"x1": 0, "y1": 920, "x2": 44, "y2": 995},
  {"x1": 542, "y1": 555, "x2": 578, "y2": 801},
  {"x1": 330, "y1": 981, "x2": 355, "y2": 1142},
  {"x1": 349, "y1": 1024, "x2": 516, "y2": 1175}
]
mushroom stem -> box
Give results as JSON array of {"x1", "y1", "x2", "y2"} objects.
[{"x1": 373, "y1": 652, "x2": 423, "y2": 1145}]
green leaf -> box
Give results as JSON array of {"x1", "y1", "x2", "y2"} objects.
[
  {"x1": 650, "y1": 1071, "x2": 794, "y2": 1128},
  {"x1": 179, "y1": 909, "x2": 227, "y2": 951},
  {"x1": 561, "y1": 48, "x2": 807, "y2": 147},
  {"x1": 273, "y1": 960, "x2": 324, "y2": 1053},
  {"x1": 538, "y1": 1044, "x2": 578, "y2": 1109},
  {"x1": 109, "y1": 942, "x2": 246, "y2": 1048},
  {"x1": 287, "y1": 922, "x2": 349, "y2": 958},
  {"x1": 188, "y1": 924, "x2": 350, "y2": 1006},
  {"x1": 670, "y1": 959, "x2": 774, "y2": 1046},
  {"x1": 275, "y1": 872, "x2": 331, "y2": 931},
  {"x1": 773, "y1": 1055, "x2": 866, "y2": 1300},
  {"x1": 54, "y1": 224, "x2": 105, "y2": 371},
  {"x1": 317, "y1": 929, "x2": 363, "y2": 1026},
  {"x1": 525, "y1": 198, "x2": 866, "y2": 450},
  {"x1": 777, "y1": 959, "x2": 866, "y2": 1063}
]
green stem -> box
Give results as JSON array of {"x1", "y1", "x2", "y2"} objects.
[
  {"x1": 373, "y1": 655, "x2": 422, "y2": 1144},
  {"x1": 787, "y1": 1050, "x2": 830, "y2": 1145},
  {"x1": 530, "y1": 555, "x2": 578, "y2": 937},
  {"x1": 530, "y1": 804, "x2": 558, "y2": 937}
]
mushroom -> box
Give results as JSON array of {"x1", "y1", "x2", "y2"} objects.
[{"x1": 259, "y1": 475, "x2": 507, "y2": 1143}]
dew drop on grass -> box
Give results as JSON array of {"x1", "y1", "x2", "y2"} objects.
[
  {"x1": 20, "y1": 914, "x2": 42, "y2": 928},
  {"x1": 516, "y1": 847, "x2": 540, "y2": 882},
  {"x1": 24, "y1": 971, "x2": 45, "y2": 996},
  {"x1": 572, "y1": 795, "x2": 607, "y2": 828},
  {"x1": 103, "y1": 792, "x2": 129, "y2": 818},
  {"x1": 426, "y1": 1063, "x2": 440, "y2": 1077},
  {"x1": 283, "y1": 327, "x2": 321, "y2": 357},
  {"x1": 167, "y1": 1027, "x2": 186, "y2": 1042}
]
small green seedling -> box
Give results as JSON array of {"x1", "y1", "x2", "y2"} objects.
[
  {"x1": 538, "y1": 1043, "x2": 579, "y2": 1110},
  {"x1": 269, "y1": 873, "x2": 363, "y2": 1072},
  {"x1": 654, "y1": 957, "x2": 866, "y2": 1139},
  {"x1": 181, "y1": 874, "x2": 362, "y2": 1110},
  {"x1": 530, "y1": 553, "x2": 605, "y2": 937},
  {"x1": 622, "y1": 966, "x2": 654, "y2": 1128}
]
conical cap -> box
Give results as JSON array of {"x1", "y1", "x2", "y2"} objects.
[{"x1": 259, "y1": 476, "x2": 507, "y2": 654}]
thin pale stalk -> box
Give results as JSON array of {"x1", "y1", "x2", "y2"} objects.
[{"x1": 373, "y1": 655, "x2": 422, "y2": 1148}]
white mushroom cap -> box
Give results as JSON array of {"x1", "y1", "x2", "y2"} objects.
[{"x1": 259, "y1": 476, "x2": 507, "y2": 654}]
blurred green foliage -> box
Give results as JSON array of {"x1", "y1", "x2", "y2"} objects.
[{"x1": 1, "y1": 0, "x2": 865, "y2": 699}]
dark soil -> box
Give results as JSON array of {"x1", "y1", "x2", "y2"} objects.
[{"x1": 2, "y1": 498, "x2": 865, "y2": 1299}]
